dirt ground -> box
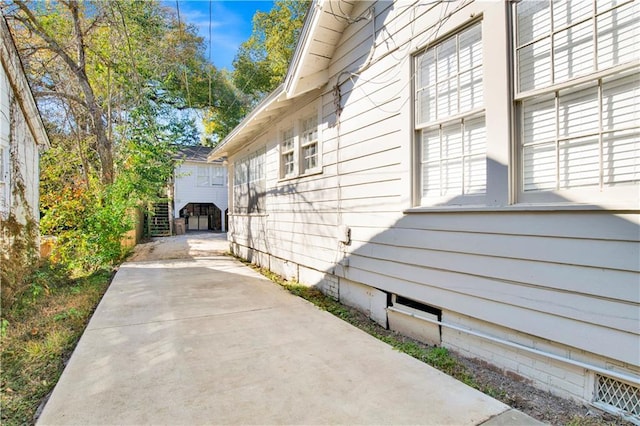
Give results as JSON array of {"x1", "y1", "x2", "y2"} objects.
[{"x1": 126, "y1": 233, "x2": 631, "y2": 426}]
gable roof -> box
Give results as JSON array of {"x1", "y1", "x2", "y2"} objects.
[
  {"x1": 210, "y1": 0, "x2": 353, "y2": 161},
  {"x1": 0, "y1": 16, "x2": 50, "y2": 148},
  {"x1": 175, "y1": 145, "x2": 223, "y2": 163}
]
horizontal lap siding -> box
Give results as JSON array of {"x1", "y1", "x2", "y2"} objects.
[
  {"x1": 343, "y1": 210, "x2": 640, "y2": 365},
  {"x1": 228, "y1": 0, "x2": 640, "y2": 368}
]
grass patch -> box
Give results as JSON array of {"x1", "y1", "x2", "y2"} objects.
[{"x1": 0, "y1": 264, "x2": 112, "y2": 426}]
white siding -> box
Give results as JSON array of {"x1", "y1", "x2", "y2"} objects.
[
  {"x1": 173, "y1": 161, "x2": 228, "y2": 218},
  {"x1": 227, "y1": 0, "x2": 640, "y2": 402}
]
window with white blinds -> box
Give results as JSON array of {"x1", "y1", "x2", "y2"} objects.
[
  {"x1": 233, "y1": 149, "x2": 266, "y2": 214},
  {"x1": 415, "y1": 22, "x2": 485, "y2": 204},
  {"x1": 515, "y1": 0, "x2": 639, "y2": 200}
]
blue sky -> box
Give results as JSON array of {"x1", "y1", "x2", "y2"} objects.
[{"x1": 165, "y1": 1, "x2": 274, "y2": 71}]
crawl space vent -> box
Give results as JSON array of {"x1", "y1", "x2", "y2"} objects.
[{"x1": 593, "y1": 374, "x2": 640, "y2": 423}]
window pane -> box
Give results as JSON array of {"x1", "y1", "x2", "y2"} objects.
[
  {"x1": 553, "y1": 20, "x2": 594, "y2": 83},
  {"x1": 442, "y1": 159, "x2": 463, "y2": 196},
  {"x1": 524, "y1": 142, "x2": 557, "y2": 191},
  {"x1": 418, "y1": 85, "x2": 436, "y2": 124},
  {"x1": 464, "y1": 116, "x2": 486, "y2": 156},
  {"x1": 518, "y1": 38, "x2": 551, "y2": 91},
  {"x1": 442, "y1": 123, "x2": 462, "y2": 159},
  {"x1": 558, "y1": 85, "x2": 599, "y2": 137},
  {"x1": 422, "y1": 129, "x2": 440, "y2": 162},
  {"x1": 597, "y1": 3, "x2": 640, "y2": 70},
  {"x1": 437, "y1": 78, "x2": 458, "y2": 119},
  {"x1": 523, "y1": 96, "x2": 556, "y2": 144},
  {"x1": 559, "y1": 136, "x2": 600, "y2": 188},
  {"x1": 602, "y1": 73, "x2": 639, "y2": 130},
  {"x1": 418, "y1": 49, "x2": 436, "y2": 89},
  {"x1": 197, "y1": 166, "x2": 209, "y2": 186},
  {"x1": 283, "y1": 152, "x2": 294, "y2": 175},
  {"x1": 459, "y1": 24, "x2": 482, "y2": 71},
  {"x1": 553, "y1": 0, "x2": 592, "y2": 29},
  {"x1": 436, "y1": 37, "x2": 457, "y2": 82},
  {"x1": 303, "y1": 143, "x2": 317, "y2": 171},
  {"x1": 422, "y1": 163, "x2": 441, "y2": 197},
  {"x1": 602, "y1": 129, "x2": 640, "y2": 185},
  {"x1": 516, "y1": 0, "x2": 550, "y2": 46},
  {"x1": 464, "y1": 155, "x2": 486, "y2": 194},
  {"x1": 459, "y1": 67, "x2": 483, "y2": 112}
]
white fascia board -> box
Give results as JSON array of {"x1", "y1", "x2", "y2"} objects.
[
  {"x1": 208, "y1": 85, "x2": 286, "y2": 161},
  {"x1": 284, "y1": 0, "x2": 323, "y2": 98}
]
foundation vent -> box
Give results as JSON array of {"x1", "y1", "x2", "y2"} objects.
[{"x1": 593, "y1": 374, "x2": 640, "y2": 424}]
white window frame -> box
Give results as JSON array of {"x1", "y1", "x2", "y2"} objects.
[
  {"x1": 415, "y1": 21, "x2": 486, "y2": 206},
  {"x1": 196, "y1": 165, "x2": 210, "y2": 187},
  {"x1": 300, "y1": 114, "x2": 319, "y2": 174},
  {"x1": 278, "y1": 105, "x2": 322, "y2": 180},
  {"x1": 210, "y1": 165, "x2": 225, "y2": 187},
  {"x1": 233, "y1": 148, "x2": 266, "y2": 214},
  {"x1": 280, "y1": 127, "x2": 295, "y2": 178},
  {"x1": 513, "y1": 0, "x2": 640, "y2": 206}
]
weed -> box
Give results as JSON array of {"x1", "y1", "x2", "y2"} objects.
[{"x1": 0, "y1": 265, "x2": 111, "y2": 425}]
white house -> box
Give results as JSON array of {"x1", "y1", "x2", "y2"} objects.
[
  {"x1": 173, "y1": 146, "x2": 228, "y2": 232},
  {"x1": 211, "y1": 0, "x2": 640, "y2": 420},
  {"x1": 0, "y1": 16, "x2": 49, "y2": 251}
]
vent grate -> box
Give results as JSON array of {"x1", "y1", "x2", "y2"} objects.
[{"x1": 593, "y1": 374, "x2": 640, "y2": 422}]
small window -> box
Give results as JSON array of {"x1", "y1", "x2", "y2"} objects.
[
  {"x1": 300, "y1": 115, "x2": 318, "y2": 173},
  {"x1": 233, "y1": 149, "x2": 266, "y2": 214},
  {"x1": 211, "y1": 166, "x2": 225, "y2": 186},
  {"x1": 279, "y1": 109, "x2": 321, "y2": 179},
  {"x1": 196, "y1": 166, "x2": 209, "y2": 187},
  {"x1": 281, "y1": 128, "x2": 295, "y2": 177},
  {"x1": 415, "y1": 22, "x2": 485, "y2": 206}
]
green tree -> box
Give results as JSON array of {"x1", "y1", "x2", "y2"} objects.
[
  {"x1": 2, "y1": 0, "x2": 228, "y2": 271},
  {"x1": 232, "y1": 0, "x2": 310, "y2": 102}
]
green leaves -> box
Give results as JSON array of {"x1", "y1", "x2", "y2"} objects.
[{"x1": 232, "y1": 0, "x2": 310, "y2": 102}]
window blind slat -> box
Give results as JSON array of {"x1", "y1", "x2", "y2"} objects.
[
  {"x1": 597, "y1": 2, "x2": 640, "y2": 69},
  {"x1": 518, "y1": 39, "x2": 551, "y2": 91},
  {"x1": 602, "y1": 72, "x2": 639, "y2": 131},
  {"x1": 603, "y1": 129, "x2": 640, "y2": 185},
  {"x1": 523, "y1": 96, "x2": 556, "y2": 144},
  {"x1": 459, "y1": 68, "x2": 483, "y2": 112},
  {"x1": 524, "y1": 142, "x2": 557, "y2": 191},
  {"x1": 516, "y1": 0, "x2": 550, "y2": 46},
  {"x1": 558, "y1": 86, "x2": 599, "y2": 137},
  {"x1": 553, "y1": 0, "x2": 592, "y2": 29},
  {"x1": 464, "y1": 155, "x2": 486, "y2": 194},
  {"x1": 553, "y1": 21, "x2": 594, "y2": 83},
  {"x1": 559, "y1": 136, "x2": 600, "y2": 188}
]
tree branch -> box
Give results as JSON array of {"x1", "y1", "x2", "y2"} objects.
[{"x1": 33, "y1": 91, "x2": 87, "y2": 108}]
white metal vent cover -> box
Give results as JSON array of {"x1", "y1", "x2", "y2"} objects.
[{"x1": 593, "y1": 374, "x2": 640, "y2": 424}]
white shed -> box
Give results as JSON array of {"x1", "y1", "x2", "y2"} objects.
[{"x1": 212, "y1": 0, "x2": 640, "y2": 420}]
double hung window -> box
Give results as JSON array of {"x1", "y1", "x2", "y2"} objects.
[
  {"x1": 233, "y1": 149, "x2": 266, "y2": 214},
  {"x1": 415, "y1": 22, "x2": 485, "y2": 205},
  {"x1": 279, "y1": 110, "x2": 321, "y2": 179},
  {"x1": 514, "y1": 0, "x2": 639, "y2": 202}
]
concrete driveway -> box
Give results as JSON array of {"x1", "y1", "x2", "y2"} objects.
[{"x1": 37, "y1": 233, "x2": 539, "y2": 425}]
